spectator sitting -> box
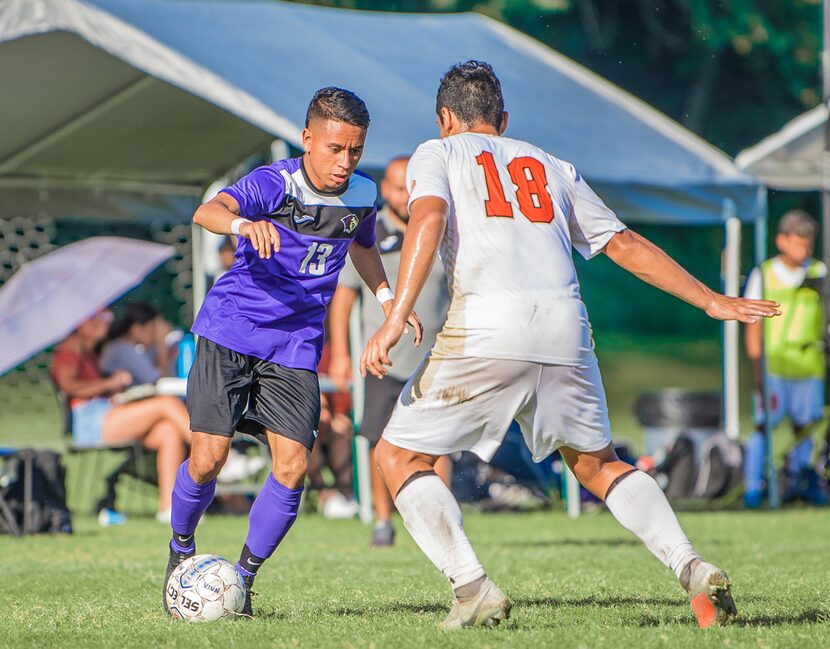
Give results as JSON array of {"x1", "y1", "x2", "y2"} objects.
[
  {"x1": 100, "y1": 302, "x2": 175, "y2": 387},
  {"x1": 50, "y1": 310, "x2": 192, "y2": 522}
]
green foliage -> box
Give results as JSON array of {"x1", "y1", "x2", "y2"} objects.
[{"x1": 288, "y1": 0, "x2": 823, "y2": 154}]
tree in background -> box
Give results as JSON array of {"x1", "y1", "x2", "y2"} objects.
[{"x1": 291, "y1": 0, "x2": 822, "y2": 155}]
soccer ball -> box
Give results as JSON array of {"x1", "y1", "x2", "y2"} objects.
[{"x1": 165, "y1": 554, "x2": 246, "y2": 621}]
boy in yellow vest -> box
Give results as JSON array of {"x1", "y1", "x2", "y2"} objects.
[{"x1": 744, "y1": 209, "x2": 828, "y2": 507}]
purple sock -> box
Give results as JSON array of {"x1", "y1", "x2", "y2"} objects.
[
  {"x1": 242, "y1": 474, "x2": 304, "y2": 562},
  {"x1": 170, "y1": 460, "x2": 216, "y2": 547}
]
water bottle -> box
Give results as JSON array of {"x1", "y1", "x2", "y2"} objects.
[{"x1": 177, "y1": 334, "x2": 196, "y2": 378}]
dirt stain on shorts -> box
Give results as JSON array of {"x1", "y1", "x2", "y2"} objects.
[{"x1": 436, "y1": 384, "x2": 470, "y2": 405}]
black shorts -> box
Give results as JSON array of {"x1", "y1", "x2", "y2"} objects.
[
  {"x1": 186, "y1": 337, "x2": 321, "y2": 450},
  {"x1": 358, "y1": 373, "x2": 406, "y2": 445}
]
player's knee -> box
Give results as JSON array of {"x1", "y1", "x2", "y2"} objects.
[
  {"x1": 189, "y1": 440, "x2": 230, "y2": 482},
  {"x1": 375, "y1": 438, "x2": 411, "y2": 480},
  {"x1": 272, "y1": 452, "x2": 308, "y2": 490},
  {"x1": 374, "y1": 438, "x2": 395, "y2": 476}
]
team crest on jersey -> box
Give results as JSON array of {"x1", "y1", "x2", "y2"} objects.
[{"x1": 341, "y1": 213, "x2": 359, "y2": 234}]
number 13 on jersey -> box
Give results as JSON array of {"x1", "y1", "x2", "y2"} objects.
[
  {"x1": 299, "y1": 242, "x2": 333, "y2": 276},
  {"x1": 475, "y1": 151, "x2": 554, "y2": 223}
]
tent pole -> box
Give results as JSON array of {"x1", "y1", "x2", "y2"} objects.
[
  {"x1": 755, "y1": 188, "x2": 778, "y2": 509},
  {"x1": 191, "y1": 222, "x2": 205, "y2": 321},
  {"x1": 348, "y1": 295, "x2": 373, "y2": 525},
  {"x1": 722, "y1": 200, "x2": 740, "y2": 440}
]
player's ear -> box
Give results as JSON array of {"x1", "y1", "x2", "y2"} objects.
[
  {"x1": 498, "y1": 111, "x2": 509, "y2": 135},
  {"x1": 438, "y1": 107, "x2": 456, "y2": 136},
  {"x1": 301, "y1": 127, "x2": 312, "y2": 154}
]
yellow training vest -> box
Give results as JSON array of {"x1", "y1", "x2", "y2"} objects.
[{"x1": 762, "y1": 258, "x2": 826, "y2": 379}]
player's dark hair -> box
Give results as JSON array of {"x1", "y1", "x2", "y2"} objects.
[
  {"x1": 305, "y1": 87, "x2": 370, "y2": 129},
  {"x1": 106, "y1": 301, "x2": 159, "y2": 341},
  {"x1": 436, "y1": 60, "x2": 504, "y2": 130}
]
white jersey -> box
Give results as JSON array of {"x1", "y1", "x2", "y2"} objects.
[{"x1": 406, "y1": 133, "x2": 626, "y2": 366}]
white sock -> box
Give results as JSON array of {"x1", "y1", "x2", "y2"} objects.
[
  {"x1": 394, "y1": 474, "x2": 485, "y2": 589},
  {"x1": 604, "y1": 470, "x2": 700, "y2": 578}
]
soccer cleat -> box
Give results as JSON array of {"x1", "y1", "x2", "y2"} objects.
[
  {"x1": 240, "y1": 574, "x2": 256, "y2": 618},
  {"x1": 682, "y1": 559, "x2": 737, "y2": 628},
  {"x1": 163, "y1": 543, "x2": 194, "y2": 615},
  {"x1": 440, "y1": 578, "x2": 511, "y2": 630},
  {"x1": 370, "y1": 521, "x2": 396, "y2": 548}
]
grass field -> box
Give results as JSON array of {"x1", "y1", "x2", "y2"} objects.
[
  {"x1": 2, "y1": 509, "x2": 828, "y2": 648},
  {"x1": 3, "y1": 335, "x2": 827, "y2": 647}
]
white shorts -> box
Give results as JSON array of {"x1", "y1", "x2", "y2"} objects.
[{"x1": 382, "y1": 355, "x2": 612, "y2": 462}]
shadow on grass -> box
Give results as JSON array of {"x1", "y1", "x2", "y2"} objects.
[
  {"x1": 333, "y1": 602, "x2": 447, "y2": 617},
  {"x1": 510, "y1": 538, "x2": 639, "y2": 549},
  {"x1": 633, "y1": 608, "x2": 830, "y2": 628},
  {"x1": 734, "y1": 609, "x2": 829, "y2": 627},
  {"x1": 331, "y1": 596, "x2": 829, "y2": 629},
  {"x1": 517, "y1": 595, "x2": 684, "y2": 609},
  {"x1": 251, "y1": 608, "x2": 288, "y2": 621}
]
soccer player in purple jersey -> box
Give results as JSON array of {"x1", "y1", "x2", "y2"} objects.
[{"x1": 163, "y1": 88, "x2": 421, "y2": 617}]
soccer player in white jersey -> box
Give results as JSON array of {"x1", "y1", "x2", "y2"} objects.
[{"x1": 360, "y1": 61, "x2": 780, "y2": 630}]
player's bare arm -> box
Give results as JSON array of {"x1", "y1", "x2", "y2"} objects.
[
  {"x1": 193, "y1": 192, "x2": 279, "y2": 259},
  {"x1": 360, "y1": 195, "x2": 446, "y2": 379},
  {"x1": 327, "y1": 284, "x2": 358, "y2": 391},
  {"x1": 347, "y1": 239, "x2": 392, "y2": 297},
  {"x1": 604, "y1": 229, "x2": 780, "y2": 324},
  {"x1": 350, "y1": 241, "x2": 423, "y2": 353}
]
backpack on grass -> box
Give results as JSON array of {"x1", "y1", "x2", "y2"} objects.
[{"x1": 0, "y1": 449, "x2": 72, "y2": 535}]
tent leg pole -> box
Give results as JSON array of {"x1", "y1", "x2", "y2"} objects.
[
  {"x1": 722, "y1": 200, "x2": 740, "y2": 441},
  {"x1": 756, "y1": 189, "x2": 779, "y2": 510},
  {"x1": 348, "y1": 297, "x2": 372, "y2": 525},
  {"x1": 191, "y1": 222, "x2": 206, "y2": 321}
]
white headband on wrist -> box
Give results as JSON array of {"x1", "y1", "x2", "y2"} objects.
[
  {"x1": 230, "y1": 218, "x2": 250, "y2": 236},
  {"x1": 376, "y1": 287, "x2": 395, "y2": 305}
]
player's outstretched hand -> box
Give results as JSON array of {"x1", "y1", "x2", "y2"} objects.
[
  {"x1": 407, "y1": 311, "x2": 423, "y2": 346},
  {"x1": 240, "y1": 220, "x2": 280, "y2": 259},
  {"x1": 381, "y1": 301, "x2": 424, "y2": 347},
  {"x1": 360, "y1": 318, "x2": 407, "y2": 379},
  {"x1": 705, "y1": 294, "x2": 781, "y2": 324}
]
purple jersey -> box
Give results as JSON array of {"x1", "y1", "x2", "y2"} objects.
[{"x1": 192, "y1": 158, "x2": 377, "y2": 370}]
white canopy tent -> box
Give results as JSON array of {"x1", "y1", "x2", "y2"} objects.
[
  {"x1": 736, "y1": 104, "x2": 829, "y2": 191},
  {"x1": 2, "y1": 0, "x2": 760, "y2": 222}
]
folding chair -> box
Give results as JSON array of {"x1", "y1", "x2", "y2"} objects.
[{"x1": 54, "y1": 387, "x2": 154, "y2": 514}]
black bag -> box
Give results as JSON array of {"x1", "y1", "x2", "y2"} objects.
[
  {"x1": 0, "y1": 449, "x2": 73, "y2": 535},
  {"x1": 655, "y1": 434, "x2": 697, "y2": 499},
  {"x1": 694, "y1": 433, "x2": 744, "y2": 499},
  {"x1": 648, "y1": 432, "x2": 743, "y2": 501}
]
